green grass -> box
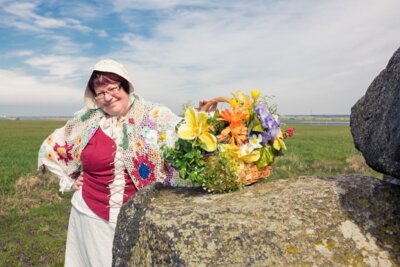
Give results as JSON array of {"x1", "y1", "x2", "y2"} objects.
[
  {"x1": 270, "y1": 125, "x2": 380, "y2": 180},
  {"x1": 0, "y1": 120, "x2": 66, "y2": 195},
  {"x1": 0, "y1": 120, "x2": 70, "y2": 267},
  {"x1": 1, "y1": 202, "x2": 69, "y2": 267},
  {"x1": 0, "y1": 120, "x2": 381, "y2": 266}
]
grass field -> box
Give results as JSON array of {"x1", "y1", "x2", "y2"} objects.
[{"x1": 0, "y1": 120, "x2": 381, "y2": 266}]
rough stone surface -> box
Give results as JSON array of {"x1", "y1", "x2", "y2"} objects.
[
  {"x1": 113, "y1": 176, "x2": 400, "y2": 266},
  {"x1": 350, "y1": 47, "x2": 400, "y2": 178}
]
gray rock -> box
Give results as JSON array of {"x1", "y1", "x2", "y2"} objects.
[
  {"x1": 350, "y1": 47, "x2": 400, "y2": 178},
  {"x1": 383, "y1": 175, "x2": 400, "y2": 186},
  {"x1": 112, "y1": 176, "x2": 400, "y2": 266}
]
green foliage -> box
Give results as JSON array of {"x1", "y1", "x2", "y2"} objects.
[
  {"x1": 202, "y1": 153, "x2": 243, "y2": 193},
  {"x1": 163, "y1": 139, "x2": 243, "y2": 192},
  {"x1": 163, "y1": 139, "x2": 208, "y2": 185}
]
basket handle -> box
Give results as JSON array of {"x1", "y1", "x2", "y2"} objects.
[{"x1": 199, "y1": 96, "x2": 231, "y2": 112}]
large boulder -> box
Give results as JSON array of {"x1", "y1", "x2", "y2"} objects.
[
  {"x1": 113, "y1": 176, "x2": 399, "y2": 266},
  {"x1": 350, "y1": 47, "x2": 400, "y2": 178}
]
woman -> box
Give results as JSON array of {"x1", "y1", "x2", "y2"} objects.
[{"x1": 38, "y1": 59, "x2": 182, "y2": 266}]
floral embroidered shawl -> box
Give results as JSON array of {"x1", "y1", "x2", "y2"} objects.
[{"x1": 38, "y1": 94, "x2": 183, "y2": 190}]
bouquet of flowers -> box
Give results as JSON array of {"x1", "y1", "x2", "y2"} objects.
[{"x1": 163, "y1": 90, "x2": 294, "y2": 192}]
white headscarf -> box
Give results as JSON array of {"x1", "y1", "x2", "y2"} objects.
[{"x1": 84, "y1": 59, "x2": 135, "y2": 109}]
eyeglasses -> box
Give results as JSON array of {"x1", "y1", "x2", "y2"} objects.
[{"x1": 94, "y1": 85, "x2": 122, "y2": 101}]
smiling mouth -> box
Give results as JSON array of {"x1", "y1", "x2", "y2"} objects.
[{"x1": 105, "y1": 100, "x2": 118, "y2": 106}]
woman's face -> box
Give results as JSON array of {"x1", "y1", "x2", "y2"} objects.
[{"x1": 94, "y1": 83, "x2": 130, "y2": 117}]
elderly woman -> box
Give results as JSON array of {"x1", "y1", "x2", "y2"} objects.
[{"x1": 38, "y1": 59, "x2": 182, "y2": 266}]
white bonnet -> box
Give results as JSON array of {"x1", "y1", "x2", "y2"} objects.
[{"x1": 84, "y1": 59, "x2": 135, "y2": 109}]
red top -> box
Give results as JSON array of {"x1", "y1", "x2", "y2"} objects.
[{"x1": 81, "y1": 128, "x2": 137, "y2": 221}]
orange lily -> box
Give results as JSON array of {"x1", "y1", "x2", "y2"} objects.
[{"x1": 218, "y1": 108, "x2": 248, "y2": 146}]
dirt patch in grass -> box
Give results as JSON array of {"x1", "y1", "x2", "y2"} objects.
[
  {"x1": 345, "y1": 154, "x2": 370, "y2": 173},
  {"x1": 345, "y1": 154, "x2": 382, "y2": 178},
  {"x1": 311, "y1": 159, "x2": 341, "y2": 173},
  {"x1": 0, "y1": 174, "x2": 63, "y2": 219}
]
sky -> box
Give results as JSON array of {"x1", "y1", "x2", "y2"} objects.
[{"x1": 0, "y1": 0, "x2": 399, "y2": 117}]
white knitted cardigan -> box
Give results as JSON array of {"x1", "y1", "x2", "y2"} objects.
[{"x1": 38, "y1": 94, "x2": 184, "y2": 191}]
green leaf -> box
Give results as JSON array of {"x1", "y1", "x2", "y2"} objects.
[
  {"x1": 252, "y1": 116, "x2": 264, "y2": 132},
  {"x1": 179, "y1": 168, "x2": 187, "y2": 179},
  {"x1": 256, "y1": 146, "x2": 274, "y2": 168}
]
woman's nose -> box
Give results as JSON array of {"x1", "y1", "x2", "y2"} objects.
[{"x1": 104, "y1": 92, "x2": 113, "y2": 101}]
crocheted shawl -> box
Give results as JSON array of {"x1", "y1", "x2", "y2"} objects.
[{"x1": 38, "y1": 94, "x2": 183, "y2": 189}]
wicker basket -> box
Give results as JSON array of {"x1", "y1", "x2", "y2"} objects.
[
  {"x1": 239, "y1": 164, "x2": 272, "y2": 185},
  {"x1": 200, "y1": 97, "x2": 273, "y2": 186}
]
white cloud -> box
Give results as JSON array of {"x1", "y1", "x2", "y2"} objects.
[
  {"x1": 1, "y1": 0, "x2": 399, "y2": 116},
  {"x1": 3, "y1": 2, "x2": 37, "y2": 18},
  {"x1": 0, "y1": 69, "x2": 82, "y2": 105},
  {"x1": 48, "y1": 35, "x2": 93, "y2": 54},
  {"x1": 2, "y1": 1, "x2": 95, "y2": 33},
  {"x1": 96, "y1": 29, "x2": 108, "y2": 38},
  {"x1": 4, "y1": 50, "x2": 35, "y2": 57},
  {"x1": 111, "y1": 0, "x2": 203, "y2": 11},
  {"x1": 111, "y1": 0, "x2": 400, "y2": 114},
  {"x1": 24, "y1": 55, "x2": 93, "y2": 80}
]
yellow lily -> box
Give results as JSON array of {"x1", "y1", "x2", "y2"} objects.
[
  {"x1": 220, "y1": 144, "x2": 260, "y2": 163},
  {"x1": 229, "y1": 98, "x2": 239, "y2": 108},
  {"x1": 232, "y1": 91, "x2": 252, "y2": 119},
  {"x1": 233, "y1": 91, "x2": 251, "y2": 106},
  {"x1": 273, "y1": 130, "x2": 287, "y2": 151},
  {"x1": 177, "y1": 107, "x2": 217, "y2": 152}
]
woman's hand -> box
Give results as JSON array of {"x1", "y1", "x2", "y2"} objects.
[
  {"x1": 198, "y1": 100, "x2": 218, "y2": 112},
  {"x1": 71, "y1": 174, "x2": 84, "y2": 191}
]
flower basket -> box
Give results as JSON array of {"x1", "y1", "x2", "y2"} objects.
[
  {"x1": 199, "y1": 97, "x2": 273, "y2": 186},
  {"x1": 163, "y1": 90, "x2": 294, "y2": 193}
]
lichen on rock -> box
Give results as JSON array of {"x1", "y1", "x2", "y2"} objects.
[{"x1": 112, "y1": 175, "x2": 400, "y2": 266}]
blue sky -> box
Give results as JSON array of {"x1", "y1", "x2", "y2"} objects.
[{"x1": 0, "y1": 0, "x2": 399, "y2": 116}]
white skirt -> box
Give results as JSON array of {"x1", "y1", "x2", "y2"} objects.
[{"x1": 64, "y1": 206, "x2": 116, "y2": 267}]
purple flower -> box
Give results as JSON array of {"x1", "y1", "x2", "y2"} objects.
[
  {"x1": 255, "y1": 104, "x2": 280, "y2": 144},
  {"x1": 140, "y1": 116, "x2": 156, "y2": 129}
]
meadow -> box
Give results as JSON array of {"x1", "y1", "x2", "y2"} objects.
[{"x1": 0, "y1": 120, "x2": 380, "y2": 266}]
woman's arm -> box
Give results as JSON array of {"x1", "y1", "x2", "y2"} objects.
[
  {"x1": 38, "y1": 124, "x2": 83, "y2": 193},
  {"x1": 40, "y1": 156, "x2": 76, "y2": 192}
]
